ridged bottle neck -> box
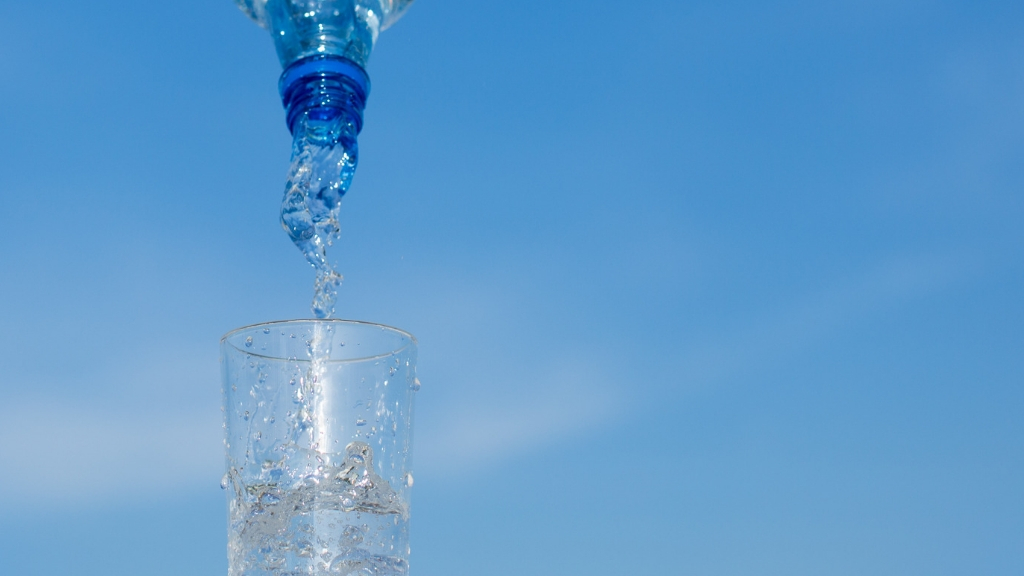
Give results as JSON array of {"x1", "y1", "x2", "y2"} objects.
[{"x1": 278, "y1": 55, "x2": 371, "y2": 137}]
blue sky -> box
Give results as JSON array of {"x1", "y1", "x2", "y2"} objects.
[{"x1": 1, "y1": 0, "x2": 1023, "y2": 574}]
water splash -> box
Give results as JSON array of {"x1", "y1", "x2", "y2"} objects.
[
  {"x1": 280, "y1": 109, "x2": 358, "y2": 318},
  {"x1": 226, "y1": 442, "x2": 408, "y2": 576}
]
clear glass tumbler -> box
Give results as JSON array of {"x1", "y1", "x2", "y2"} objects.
[{"x1": 221, "y1": 320, "x2": 418, "y2": 576}]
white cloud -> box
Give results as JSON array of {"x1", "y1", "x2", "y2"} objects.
[
  {"x1": 0, "y1": 252, "x2": 967, "y2": 511},
  {"x1": 414, "y1": 364, "x2": 620, "y2": 478},
  {"x1": 675, "y1": 250, "x2": 976, "y2": 388},
  {"x1": 0, "y1": 362, "x2": 620, "y2": 510},
  {"x1": 0, "y1": 405, "x2": 222, "y2": 510}
]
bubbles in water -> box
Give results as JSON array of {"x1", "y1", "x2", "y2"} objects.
[
  {"x1": 341, "y1": 524, "x2": 365, "y2": 546},
  {"x1": 328, "y1": 550, "x2": 408, "y2": 576},
  {"x1": 225, "y1": 442, "x2": 408, "y2": 576},
  {"x1": 244, "y1": 336, "x2": 254, "y2": 348},
  {"x1": 410, "y1": 378, "x2": 421, "y2": 391},
  {"x1": 296, "y1": 540, "x2": 315, "y2": 558}
]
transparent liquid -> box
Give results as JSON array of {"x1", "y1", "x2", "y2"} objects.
[
  {"x1": 280, "y1": 112, "x2": 358, "y2": 319},
  {"x1": 226, "y1": 442, "x2": 408, "y2": 576},
  {"x1": 225, "y1": 323, "x2": 415, "y2": 576}
]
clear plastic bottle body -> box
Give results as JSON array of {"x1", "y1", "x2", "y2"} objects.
[{"x1": 234, "y1": 0, "x2": 415, "y2": 68}]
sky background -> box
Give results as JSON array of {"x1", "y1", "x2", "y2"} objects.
[{"x1": 1, "y1": 0, "x2": 1023, "y2": 574}]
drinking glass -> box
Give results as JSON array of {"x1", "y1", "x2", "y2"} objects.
[{"x1": 221, "y1": 319, "x2": 418, "y2": 575}]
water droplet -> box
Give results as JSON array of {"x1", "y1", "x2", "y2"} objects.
[
  {"x1": 405, "y1": 472, "x2": 414, "y2": 487},
  {"x1": 244, "y1": 336, "x2": 253, "y2": 348},
  {"x1": 341, "y1": 524, "x2": 364, "y2": 545},
  {"x1": 220, "y1": 473, "x2": 229, "y2": 489},
  {"x1": 355, "y1": 418, "x2": 367, "y2": 426},
  {"x1": 296, "y1": 540, "x2": 314, "y2": 558},
  {"x1": 263, "y1": 327, "x2": 271, "y2": 334},
  {"x1": 411, "y1": 378, "x2": 421, "y2": 391},
  {"x1": 243, "y1": 410, "x2": 250, "y2": 421}
]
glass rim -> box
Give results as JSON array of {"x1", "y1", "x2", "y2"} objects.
[{"x1": 220, "y1": 318, "x2": 417, "y2": 363}]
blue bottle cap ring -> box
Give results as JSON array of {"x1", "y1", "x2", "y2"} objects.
[
  {"x1": 278, "y1": 55, "x2": 371, "y2": 101},
  {"x1": 279, "y1": 55, "x2": 371, "y2": 135}
]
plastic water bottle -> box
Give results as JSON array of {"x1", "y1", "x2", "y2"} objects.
[
  {"x1": 235, "y1": 0, "x2": 414, "y2": 68},
  {"x1": 232, "y1": 0, "x2": 416, "y2": 318}
]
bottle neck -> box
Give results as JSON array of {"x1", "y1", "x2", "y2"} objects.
[{"x1": 279, "y1": 55, "x2": 370, "y2": 137}]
